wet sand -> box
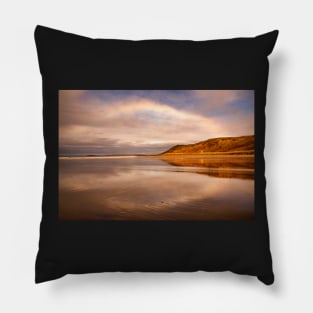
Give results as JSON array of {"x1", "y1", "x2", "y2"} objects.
[{"x1": 59, "y1": 155, "x2": 254, "y2": 221}]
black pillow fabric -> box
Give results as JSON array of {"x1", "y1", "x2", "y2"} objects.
[{"x1": 34, "y1": 25, "x2": 278, "y2": 285}]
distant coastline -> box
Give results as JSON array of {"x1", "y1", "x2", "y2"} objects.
[{"x1": 59, "y1": 135, "x2": 255, "y2": 158}]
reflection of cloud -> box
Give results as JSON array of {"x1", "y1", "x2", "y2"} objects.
[
  {"x1": 59, "y1": 90, "x2": 254, "y2": 155},
  {"x1": 59, "y1": 161, "x2": 253, "y2": 206},
  {"x1": 59, "y1": 158, "x2": 254, "y2": 220}
]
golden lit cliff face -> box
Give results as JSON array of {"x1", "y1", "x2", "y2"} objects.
[
  {"x1": 162, "y1": 136, "x2": 255, "y2": 154},
  {"x1": 59, "y1": 90, "x2": 254, "y2": 155}
]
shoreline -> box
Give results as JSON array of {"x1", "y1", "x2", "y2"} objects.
[{"x1": 59, "y1": 153, "x2": 255, "y2": 159}]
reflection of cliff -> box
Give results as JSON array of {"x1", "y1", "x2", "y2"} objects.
[
  {"x1": 196, "y1": 169, "x2": 254, "y2": 180},
  {"x1": 160, "y1": 155, "x2": 254, "y2": 169},
  {"x1": 161, "y1": 135, "x2": 254, "y2": 155},
  {"x1": 159, "y1": 155, "x2": 254, "y2": 180}
]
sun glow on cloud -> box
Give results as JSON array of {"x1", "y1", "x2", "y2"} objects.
[{"x1": 59, "y1": 90, "x2": 254, "y2": 155}]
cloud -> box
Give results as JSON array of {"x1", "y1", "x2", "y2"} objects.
[
  {"x1": 191, "y1": 90, "x2": 254, "y2": 115},
  {"x1": 59, "y1": 90, "x2": 254, "y2": 155}
]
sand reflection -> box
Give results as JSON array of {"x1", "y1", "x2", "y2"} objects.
[{"x1": 59, "y1": 156, "x2": 254, "y2": 220}]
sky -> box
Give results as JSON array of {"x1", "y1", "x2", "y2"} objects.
[{"x1": 59, "y1": 90, "x2": 254, "y2": 155}]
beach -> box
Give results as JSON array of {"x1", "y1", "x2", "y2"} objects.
[{"x1": 59, "y1": 155, "x2": 254, "y2": 220}]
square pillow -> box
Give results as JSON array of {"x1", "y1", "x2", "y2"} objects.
[{"x1": 34, "y1": 25, "x2": 278, "y2": 285}]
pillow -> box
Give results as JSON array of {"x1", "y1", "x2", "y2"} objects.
[{"x1": 34, "y1": 25, "x2": 278, "y2": 285}]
